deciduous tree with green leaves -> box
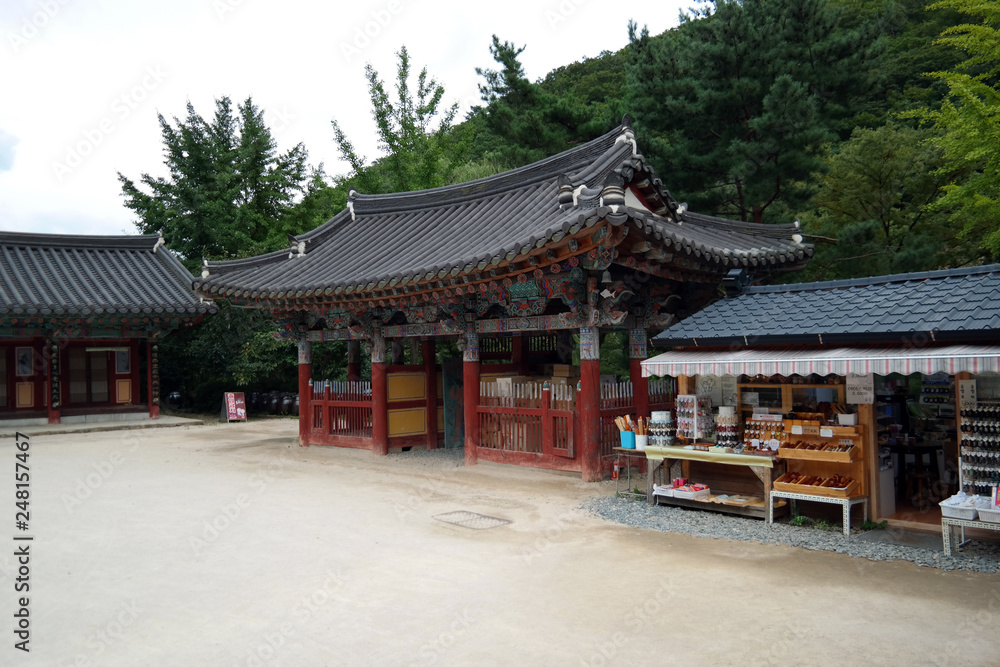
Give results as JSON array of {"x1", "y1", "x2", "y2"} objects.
[
  {"x1": 331, "y1": 46, "x2": 461, "y2": 194},
  {"x1": 119, "y1": 96, "x2": 315, "y2": 269},
  {"x1": 120, "y1": 96, "x2": 343, "y2": 410},
  {"x1": 906, "y1": 0, "x2": 1000, "y2": 260},
  {"x1": 802, "y1": 123, "x2": 964, "y2": 279}
]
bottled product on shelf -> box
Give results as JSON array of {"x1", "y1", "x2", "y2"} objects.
[
  {"x1": 714, "y1": 406, "x2": 740, "y2": 448},
  {"x1": 649, "y1": 410, "x2": 675, "y2": 447},
  {"x1": 960, "y1": 401, "x2": 1000, "y2": 494}
]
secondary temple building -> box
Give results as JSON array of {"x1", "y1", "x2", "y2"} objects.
[
  {"x1": 0, "y1": 231, "x2": 215, "y2": 424},
  {"x1": 194, "y1": 118, "x2": 812, "y2": 480}
]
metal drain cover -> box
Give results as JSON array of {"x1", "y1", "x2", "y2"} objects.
[{"x1": 433, "y1": 511, "x2": 512, "y2": 530}]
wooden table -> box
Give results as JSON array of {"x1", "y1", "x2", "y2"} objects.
[{"x1": 643, "y1": 445, "x2": 781, "y2": 518}]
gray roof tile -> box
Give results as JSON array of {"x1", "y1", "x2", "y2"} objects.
[
  {"x1": 0, "y1": 232, "x2": 215, "y2": 317},
  {"x1": 655, "y1": 264, "x2": 1000, "y2": 345},
  {"x1": 195, "y1": 121, "x2": 812, "y2": 299}
]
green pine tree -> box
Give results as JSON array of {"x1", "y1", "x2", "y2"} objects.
[{"x1": 626, "y1": 0, "x2": 883, "y2": 223}]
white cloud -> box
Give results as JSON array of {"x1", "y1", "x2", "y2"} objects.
[
  {"x1": 0, "y1": 0, "x2": 687, "y2": 236},
  {"x1": 0, "y1": 128, "x2": 17, "y2": 171}
]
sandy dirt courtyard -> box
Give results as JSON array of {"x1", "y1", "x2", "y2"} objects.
[{"x1": 1, "y1": 420, "x2": 997, "y2": 666}]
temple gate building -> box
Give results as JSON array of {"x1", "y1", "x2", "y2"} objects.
[{"x1": 194, "y1": 118, "x2": 811, "y2": 480}]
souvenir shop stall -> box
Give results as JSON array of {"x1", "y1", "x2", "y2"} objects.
[{"x1": 639, "y1": 264, "x2": 1000, "y2": 535}]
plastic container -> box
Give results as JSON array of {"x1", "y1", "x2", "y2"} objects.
[
  {"x1": 635, "y1": 435, "x2": 648, "y2": 451},
  {"x1": 939, "y1": 500, "x2": 978, "y2": 520},
  {"x1": 673, "y1": 487, "x2": 710, "y2": 500},
  {"x1": 620, "y1": 431, "x2": 636, "y2": 449},
  {"x1": 977, "y1": 507, "x2": 1000, "y2": 524}
]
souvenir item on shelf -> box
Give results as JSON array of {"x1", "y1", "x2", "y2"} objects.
[
  {"x1": 676, "y1": 395, "x2": 714, "y2": 441},
  {"x1": 715, "y1": 406, "x2": 740, "y2": 449},
  {"x1": 960, "y1": 402, "x2": 1000, "y2": 494}
]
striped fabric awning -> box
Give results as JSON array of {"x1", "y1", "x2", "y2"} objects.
[{"x1": 641, "y1": 344, "x2": 1000, "y2": 378}]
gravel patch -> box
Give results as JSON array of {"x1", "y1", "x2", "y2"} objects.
[
  {"x1": 385, "y1": 445, "x2": 465, "y2": 468},
  {"x1": 584, "y1": 496, "x2": 1000, "y2": 574}
]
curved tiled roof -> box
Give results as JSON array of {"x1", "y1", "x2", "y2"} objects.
[
  {"x1": 0, "y1": 231, "x2": 216, "y2": 317},
  {"x1": 196, "y1": 120, "x2": 812, "y2": 299},
  {"x1": 653, "y1": 264, "x2": 1000, "y2": 347}
]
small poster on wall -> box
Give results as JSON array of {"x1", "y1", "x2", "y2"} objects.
[
  {"x1": 846, "y1": 372, "x2": 874, "y2": 404},
  {"x1": 221, "y1": 392, "x2": 247, "y2": 422},
  {"x1": 696, "y1": 374, "x2": 725, "y2": 406},
  {"x1": 720, "y1": 375, "x2": 738, "y2": 407}
]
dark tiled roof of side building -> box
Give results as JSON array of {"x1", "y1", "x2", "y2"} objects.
[
  {"x1": 195, "y1": 119, "x2": 813, "y2": 299},
  {"x1": 652, "y1": 264, "x2": 1000, "y2": 347},
  {"x1": 0, "y1": 231, "x2": 216, "y2": 317}
]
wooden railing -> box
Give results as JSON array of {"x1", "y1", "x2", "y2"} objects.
[
  {"x1": 478, "y1": 381, "x2": 575, "y2": 457},
  {"x1": 648, "y1": 377, "x2": 676, "y2": 412},
  {"x1": 310, "y1": 380, "x2": 373, "y2": 439},
  {"x1": 600, "y1": 380, "x2": 634, "y2": 461}
]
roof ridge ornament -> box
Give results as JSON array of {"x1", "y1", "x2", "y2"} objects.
[
  {"x1": 153, "y1": 231, "x2": 165, "y2": 253},
  {"x1": 615, "y1": 130, "x2": 638, "y2": 156},
  {"x1": 288, "y1": 235, "x2": 307, "y2": 259},
  {"x1": 201, "y1": 258, "x2": 209, "y2": 279},
  {"x1": 347, "y1": 186, "x2": 358, "y2": 222}
]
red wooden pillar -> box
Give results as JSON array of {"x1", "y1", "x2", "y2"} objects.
[
  {"x1": 371, "y1": 335, "x2": 389, "y2": 456},
  {"x1": 579, "y1": 327, "x2": 601, "y2": 482},
  {"x1": 346, "y1": 340, "x2": 361, "y2": 382},
  {"x1": 541, "y1": 382, "x2": 552, "y2": 455},
  {"x1": 46, "y1": 339, "x2": 60, "y2": 424},
  {"x1": 462, "y1": 333, "x2": 480, "y2": 466},
  {"x1": 297, "y1": 339, "x2": 311, "y2": 446},
  {"x1": 147, "y1": 341, "x2": 160, "y2": 419},
  {"x1": 129, "y1": 341, "x2": 141, "y2": 406},
  {"x1": 422, "y1": 338, "x2": 438, "y2": 449},
  {"x1": 629, "y1": 328, "x2": 649, "y2": 420}
]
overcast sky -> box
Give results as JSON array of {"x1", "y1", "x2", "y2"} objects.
[{"x1": 0, "y1": 0, "x2": 690, "y2": 238}]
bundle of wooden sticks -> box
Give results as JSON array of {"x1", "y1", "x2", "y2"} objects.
[{"x1": 614, "y1": 416, "x2": 647, "y2": 435}]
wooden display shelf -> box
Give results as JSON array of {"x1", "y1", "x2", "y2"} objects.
[
  {"x1": 773, "y1": 473, "x2": 860, "y2": 498},
  {"x1": 653, "y1": 493, "x2": 788, "y2": 519},
  {"x1": 777, "y1": 443, "x2": 860, "y2": 463}
]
